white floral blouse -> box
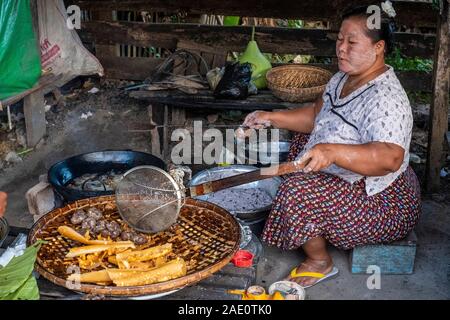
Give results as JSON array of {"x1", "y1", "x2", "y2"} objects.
[{"x1": 296, "y1": 65, "x2": 413, "y2": 196}]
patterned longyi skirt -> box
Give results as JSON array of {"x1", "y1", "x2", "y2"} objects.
[{"x1": 261, "y1": 133, "x2": 422, "y2": 250}]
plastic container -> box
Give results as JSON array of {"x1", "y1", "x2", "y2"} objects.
[{"x1": 231, "y1": 249, "x2": 254, "y2": 267}]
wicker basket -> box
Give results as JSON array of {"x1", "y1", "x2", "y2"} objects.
[
  {"x1": 266, "y1": 65, "x2": 333, "y2": 103},
  {"x1": 27, "y1": 196, "x2": 240, "y2": 297}
]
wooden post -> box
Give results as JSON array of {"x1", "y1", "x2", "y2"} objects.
[
  {"x1": 171, "y1": 107, "x2": 186, "y2": 128},
  {"x1": 148, "y1": 104, "x2": 162, "y2": 158},
  {"x1": 27, "y1": 0, "x2": 46, "y2": 147},
  {"x1": 24, "y1": 90, "x2": 46, "y2": 147},
  {"x1": 426, "y1": 0, "x2": 450, "y2": 193},
  {"x1": 147, "y1": 103, "x2": 171, "y2": 161},
  {"x1": 162, "y1": 104, "x2": 170, "y2": 161}
]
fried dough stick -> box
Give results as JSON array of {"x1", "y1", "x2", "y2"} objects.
[
  {"x1": 108, "y1": 258, "x2": 187, "y2": 286},
  {"x1": 67, "y1": 268, "x2": 150, "y2": 284},
  {"x1": 58, "y1": 226, "x2": 111, "y2": 245},
  {"x1": 116, "y1": 243, "x2": 172, "y2": 263},
  {"x1": 66, "y1": 242, "x2": 135, "y2": 258}
]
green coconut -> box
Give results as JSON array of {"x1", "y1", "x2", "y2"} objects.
[{"x1": 238, "y1": 27, "x2": 272, "y2": 89}]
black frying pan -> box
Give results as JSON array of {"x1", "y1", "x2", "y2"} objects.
[{"x1": 48, "y1": 150, "x2": 165, "y2": 202}]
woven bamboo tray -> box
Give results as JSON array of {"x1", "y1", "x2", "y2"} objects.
[
  {"x1": 266, "y1": 65, "x2": 332, "y2": 103},
  {"x1": 27, "y1": 195, "x2": 240, "y2": 297}
]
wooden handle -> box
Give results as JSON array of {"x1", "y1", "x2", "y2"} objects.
[{"x1": 189, "y1": 160, "x2": 307, "y2": 197}]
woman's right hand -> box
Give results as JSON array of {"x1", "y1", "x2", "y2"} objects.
[
  {"x1": 242, "y1": 111, "x2": 272, "y2": 129},
  {"x1": 236, "y1": 111, "x2": 273, "y2": 139}
]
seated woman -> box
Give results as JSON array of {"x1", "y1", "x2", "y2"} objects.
[{"x1": 242, "y1": 6, "x2": 421, "y2": 288}]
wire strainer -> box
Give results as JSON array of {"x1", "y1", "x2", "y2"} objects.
[
  {"x1": 116, "y1": 159, "x2": 309, "y2": 234},
  {"x1": 115, "y1": 166, "x2": 185, "y2": 233}
]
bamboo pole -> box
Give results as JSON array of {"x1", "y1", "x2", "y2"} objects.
[{"x1": 425, "y1": 0, "x2": 450, "y2": 193}]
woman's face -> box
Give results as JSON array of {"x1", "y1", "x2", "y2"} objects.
[{"x1": 336, "y1": 17, "x2": 382, "y2": 75}]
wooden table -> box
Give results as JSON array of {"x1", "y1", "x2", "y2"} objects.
[
  {"x1": 0, "y1": 74, "x2": 62, "y2": 147},
  {"x1": 130, "y1": 88, "x2": 308, "y2": 160},
  {"x1": 130, "y1": 89, "x2": 305, "y2": 111}
]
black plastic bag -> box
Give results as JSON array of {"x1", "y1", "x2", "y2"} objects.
[{"x1": 213, "y1": 62, "x2": 252, "y2": 99}]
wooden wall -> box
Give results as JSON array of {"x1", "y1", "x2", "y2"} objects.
[
  {"x1": 69, "y1": 0, "x2": 439, "y2": 92},
  {"x1": 66, "y1": 0, "x2": 449, "y2": 192}
]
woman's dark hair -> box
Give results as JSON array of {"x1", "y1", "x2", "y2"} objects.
[{"x1": 341, "y1": 5, "x2": 397, "y2": 54}]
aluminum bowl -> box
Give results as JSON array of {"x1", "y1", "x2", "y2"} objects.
[
  {"x1": 244, "y1": 140, "x2": 291, "y2": 166},
  {"x1": 188, "y1": 165, "x2": 281, "y2": 221},
  {"x1": 0, "y1": 217, "x2": 9, "y2": 248}
]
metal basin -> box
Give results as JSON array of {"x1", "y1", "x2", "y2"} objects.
[
  {"x1": 188, "y1": 165, "x2": 281, "y2": 221},
  {"x1": 244, "y1": 140, "x2": 291, "y2": 166}
]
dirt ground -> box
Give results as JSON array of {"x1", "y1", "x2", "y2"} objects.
[{"x1": 0, "y1": 77, "x2": 449, "y2": 299}]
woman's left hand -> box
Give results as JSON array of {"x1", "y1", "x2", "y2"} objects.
[{"x1": 298, "y1": 144, "x2": 336, "y2": 173}]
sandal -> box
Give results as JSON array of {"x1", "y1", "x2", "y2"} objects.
[{"x1": 288, "y1": 264, "x2": 339, "y2": 289}]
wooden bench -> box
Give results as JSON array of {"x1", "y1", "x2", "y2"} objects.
[
  {"x1": 0, "y1": 74, "x2": 61, "y2": 147},
  {"x1": 0, "y1": 0, "x2": 65, "y2": 148},
  {"x1": 350, "y1": 231, "x2": 417, "y2": 275}
]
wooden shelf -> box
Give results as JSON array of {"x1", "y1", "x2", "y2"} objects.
[{"x1": 130, "y1": 89, "x2": 308, "y2": 111}]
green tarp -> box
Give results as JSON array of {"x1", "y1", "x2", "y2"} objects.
[{"x1": 0, "y1": 0, "x2": 41, "y2": 100}]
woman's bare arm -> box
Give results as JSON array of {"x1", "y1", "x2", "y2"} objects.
[
  {"x1": 244, "y1": 98, "x2": 323, "y2": 134},
  {"x1": 300, "y1": 142, "x2": 405, "y2": 176},
  {"x1": 267, "y1": 97, "x2": 323, "y2": 133}
]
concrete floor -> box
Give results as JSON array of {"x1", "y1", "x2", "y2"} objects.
[{"x1": 1, "y1": 84, "x2": 449, "y2": 300}]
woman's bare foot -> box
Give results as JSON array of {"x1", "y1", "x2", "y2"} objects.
[{"x1": 287, "y1": 258, "x2": 334, "y2": 287}]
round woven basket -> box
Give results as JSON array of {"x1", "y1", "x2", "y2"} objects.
[
  {"x1": 27, "y1": 195, "x2": 240, "y2": 297},
  {"x1": 266, "y1": 65, "x2": 333, "y2": 103}
]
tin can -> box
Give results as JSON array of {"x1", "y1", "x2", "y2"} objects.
[
  {"x1": 268, "y1": 281, "x2": 306, "y2": 300},
  {"x1": 246, "y1": 285, "x2": 268, "y2": 300}
]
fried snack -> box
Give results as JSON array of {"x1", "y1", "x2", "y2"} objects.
[
  {"x1": 67, "y1": 268, "x2": 151, "y2": 284},
  {"x1": 78, "y1": 254, "x2": 102, "y2": 270},
  {"x1": 77, "y1": 250, "x2": 112, "y2": 270},
  {"x1": 108, "y1": 255, "x2": 118, "y2": 265},
  {"x1": 66, "y1": 242, "x2": 135, "y2": 258},
  {"x1": 67, "y1": 270, "x2": 112, "y2": 284},
  {"x1": 108, "y1": 250, "x2": 169, "y2": 269},
  {"x1": 154, "y1": 256, "x2": 168, "y2": 268},
  {"x1": 127, "y1": 261, "x2": 155, "y2": 269},
  {"x1": 116, "y1": 243, "x2": 172, "y2": 264},
  {"x1": 125, "y1": 258, "x2": 170, "y2": 270},
  {"x1": 58, "y1": 226, "x2": 112, "y2": 245},
  {"x1": 107, "y1": 258, "x2": 187, "y2": 286}
]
